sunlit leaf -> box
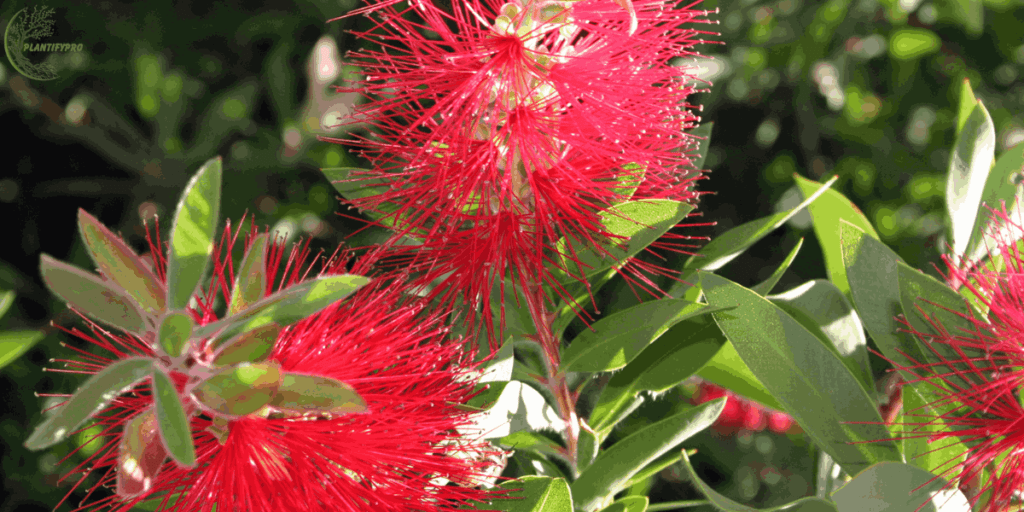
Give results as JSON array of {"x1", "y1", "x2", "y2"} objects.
[
  {"x1": 270, "y1": 373, "x2": 366, "y2": 415},
  {"x1": 228, "y1": 234, "x2": 269, "y2": 316},
  {"x1": 212, "y1": 323, "x2": 279, "y2": 366},
  {"x1": 192, "y1": 362, "x2": 283, "y2": 417},
  {"x1": 158, "y1": 312, "x2": 193, "y2": 358},
  {"x1": 166, "y1": 157, "x2": 222, "y2": 310},
  {"x1": 831, "y1": 462, "x2": 970, "y2": 512},
  {"x1": 40, "y1": 254, "x2": 149, "y2": 335},
  {"x1": 0, "y1": 330, "x2": 45, "y2": 371},
  {"x1": 26, "y1": 357, "x2": 154, "y2": 450},
  {"x1": 946, "y1": 102, "x2": 995, "y2": 258},
  {"x1": 78, "y1": 209, "x2": 166, "y2": 315},
  {"x1": 116, "y1": 408, "x2": 167, "y2": 498}
]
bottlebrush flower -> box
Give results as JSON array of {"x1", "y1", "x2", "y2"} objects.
[
  {"x1": 43, "y1": 219, "x2": 501, "y2": 512},
  {"x1": 886, "y1": 204, "x2": 1024, "y2": 511},
  {"x1": 328, "y1": 0, "x2": 719, "y2": 346},
  {"x1": 690, "y1": 381, "x2": 797, "y2": 436}
]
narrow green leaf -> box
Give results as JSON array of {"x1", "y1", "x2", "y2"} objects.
[
  {"x1": 612, "y1": 162, "x2": 646, "y2": 201},
  {"x1": 0, "y1": 330, "x2": 45, "y2": 371},
  {"x1": 962, "y1": 144, "x2": 1024, "y2": 267},
  {"x1": 622, "y1": 451, "x2": 682, "y2": 490},
  {"x1": 496, "y1": 431, "x2": 565, "y2": 460},
  {"x1": 888, "y1": 28, "x2": 941, "y2": 60},
  {"x1": 577, "y1": 422, "x2": 600, "y2": 474},
  {"x1": 696, "y1": 340, "x2": 786, "y2": 412},
  {"x1": 40, "y1": 254, "x2": 149, "y2": 335},
  {"x1": 212, "y1": 323, "x2": 279, "y2": 366},
  {"x1": 0, "y1": 290, "x2": 15, "y2": 319},
  {"x1": 590, "y1": 318, "x2": 724, "y2": 434},
  {"x1": 831, "y1": 462, "x2": 970, "y2": 512},
  {"x1": 839, "y1": 220, "x2": 923, "y2": 382},
  {"x1": 896, "y1": 261, "x2": 987, "y2": 390},
  {"x1": 679, "y1": 451, "x2": 838, "y2": 512},
  {"x1": 321, "y1": 167, "x2": 388, "y2": 201},
  {"x1": 768, "y1": 280, "x2": 873, "y2": 393},
  {"x1": 25, "y1": 357, "x2": 154, "y2": 450},
  {"x1": 151, "y1": 369, "x2": 196, "y2": 467},
  {"x1": 751, "y1": 238, "x2": 803, "y2": 296},
  {"x1": 192, "y1": 362, "x2": 283, "y2": 417},
  {"x1": 572, "y1": 398, "x2": 726, "y2": 512},
  {"x1": 158, "y1": 312, "x2": 193, "y2": 358},
  {"x1": 228, "y1": 234, "x2": 269, "y2": 315},
  {"x1": 78, "y1": 209, "x2": 166, "y2": 315},
  {"x1": 562, "y1": 300, "x2": 723, "y2": 373},
  {"x1": 955, "y1": 78, "x2": 978, "y2": 136},
  {"x1": 902, "y1": 384, "x2": 968, "y2": 476},
  {"x1": 472, "y1": 476, "x2": 573, "y2": 512},
  {"x1": 166, "y1": 157, "x2": 222, "y2": 310},
  {"x1": 459, "y1": 381, "x2": 510, "y2": 412},
  {"x1": 701, "y1": 272, "x2": 900, "y2": 474},
  {"x1": 559, "y1": 200, "x2": 694, "y2": 281},
  {"x1": 270, "y1": 373, "x2": 366, "y2": 415},
  {"x1": 197, "y1": 275, "x2": 371, "y2": 346},
  {"x1": 600, "y1": 496, "x2": 649, "y2": 512},
  {"x1": 461, "y1": 381, "x2": 565, "y2": 440},
  {"x1": 116, "y1": 408, "x2": 167, "y2": 498},
  {"x1": 682, "y1": 176, "x2": 837, "y2": 273},
  {"x1": 946, "y1": 102, "x2": 996, "y2": 258},
  {"x1": 793, "y1": 174, "x2": 878, "y2": 303}
]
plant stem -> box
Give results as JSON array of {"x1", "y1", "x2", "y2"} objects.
[{"x1": 523, "y1": 280, "x2": 580, "y2": 473}]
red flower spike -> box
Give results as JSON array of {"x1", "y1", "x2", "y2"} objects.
[
  {"x1": 43, "y1": 222, "x2": 502, "y2": 512},
  {"x1": 329, "y1": 0, "x2": 719, "y2": 348},
  {"x1": 690, "y1": 381, "x2": 797, "y2": 436},
  {"x1": 878, "y1": 204, "x2": 1024, "y2": 512}
]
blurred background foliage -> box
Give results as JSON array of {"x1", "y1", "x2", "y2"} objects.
[{"x1": 0, "y1": 0, "x2": 1022, "y2": 510}]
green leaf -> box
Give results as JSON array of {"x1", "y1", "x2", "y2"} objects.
[
  {"x1": 151, "y1": 369, "x2": 196, "y2": 467},
  {"x1": 212, "y1": 323, "x2": 279, "y2": 366},
  {"x1": 793, "y1": 174, "x2": 878, "y2": 303},
  {"x1": 321, "y1": 167, "x2": 387, "y2": 201},
  {"x1": 78, "y1": 209, "x2": 166, "y2": 315},
  {"x1": 40, "y1": 254, "x2": 149, "y2": 335},
  {"x1": 158, "y1": 312, "x2": 193, "y2": 358},
  {"x1": 955, "y1": 78, "x2": 978, "y2": 136},
  {"x1": 0, "y1": 330, "x2": 45, "y2": 371},
  {"x1": 622, "y1": 451, "x2": 682, "y2": 490},
  {"x1": 600, "y1": 496, "x2": 649, "y2": 512},
  {"x1": 0, "y1": 290, "x2": 14, "y2": 319},
  {"x1": 166, "y1": 157, "x2": 222, "y2": 310},
  {"x1": 497, "y1": 431, "x2": 565, "y2": 460},
  {"x1": 839, "y1": 220, "x2": 923, "y2": 382},
  {"x1": 902, "y1": 384, "x2": 968, "y2": 476},
  {"x1": 192, "y1": 361, "x2": 283, "y2": 417},
  {"x1": 590, "y1": 318, "x2": 724, "y2": 435},
  {"x1": 228, "y1": 234, "x2": 269, "y2": 315},
  {"x1": 696, "y1": 340, "x2": 785, "y2": 412},
  {"x1": 559, "y1": 200, "x2": 694, "y2": 281},
  {"x1": 888, "y1": 28, "x2": 941, "y2": 60},
  {"x1": 561, "y1": 300, "x2": 723, "y2": 373},
  {"x1": 472, "y1": 476, "x2": 573, "y2": 512},
  {"x1": 613, "y1": 162, "x2": 646, "y2": 201},
  {"x1": 463, "y1": 381, "x2": 565, "y2": 439},
  {"x1": 962, "y1": 143, "x2": 1024, "y2": 267},
  {"x1": 831, "y1": 462, "x2": 970, "y2": 512},
  {"x1": 116, "y1": 408, "x2": 167, "y2": 498},
  {"x1": 896, "y1": 261, "x2": 986, "y2": 390},
  {"x1": 679, "y1": 451, "x2": 838, "y2": 512},
  {"x1": 577, "y1": 421, "x2": 600, "y2": 474},
  {"x1": 269, "y1": 373, "x2": 366, "y2": 415},
  {"x1": 701, "y1": 272, "x2": 900, "y2": 474},
  {"x1": 946, "y1": 102, "x2": 996, "y2": 258},
  {"x1": 460, "y1": 381, "x2": 510, "y2": 412},
  {"x1": 682, "y1": 176, "x2": 837, "y2": 273},
  {"x1": 571, "y1": 398, "x2": 726, "y2": 512},
  {"x1": 688, "y1": 122, "x2": 714, "y2": 170},
  {"x1": 25, "y1": 357, "x2": 154, "y2": 450},
  {"x1": 768, "y1": 280, "x2": 873, "y2": 393},
  {"x1": 197, "y1": 275, "x2": 371, "y2": 346},
  {"x1": 481, "y1": 336, "x2": 515, "y2": 383},
  {"x1": 751, "y1": 238, "x2": 803, "y2": 296}
]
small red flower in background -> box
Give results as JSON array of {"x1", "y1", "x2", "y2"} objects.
[
  {"x1": 886, "y1": 205, "x2": 1024, "y2": 512},
  {"x1": 47, "y1": 221, "x2": 501, "y2": 512},
  {"x1": 690, "y1": 382, "x2": 797, "y2": 436},
  {"x1": 329, "y1": 0, "x2": 719, "y2": 346}
]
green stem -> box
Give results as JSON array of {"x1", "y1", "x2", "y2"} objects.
[{"x1": 646, "y1": 501, "x2": 712, "y2": 511}]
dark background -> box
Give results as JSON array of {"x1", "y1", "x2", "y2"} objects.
[{"x1": 1, "y1": 0, "x2": 1022, "y2": 510}]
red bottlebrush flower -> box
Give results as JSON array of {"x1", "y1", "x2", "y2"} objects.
[
  {"x1": 328, "y1": 0, "x2": 719, "y2": 346},
  {"x1": 45, "y1": 220, "x2": 501, "y2": 512},
  {"x1": 690, "y1": 381, "x2": 797, "y2": 436},
  {"x1": 884, "y1": 205, "x2": 1024, "y2": 512}
]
